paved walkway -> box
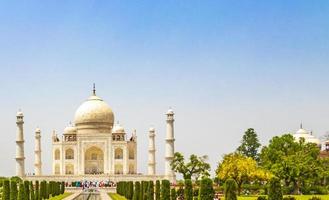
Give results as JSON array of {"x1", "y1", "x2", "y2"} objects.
[{"x1": 100, "y1": 191, "x2": 111, "y2": 200}]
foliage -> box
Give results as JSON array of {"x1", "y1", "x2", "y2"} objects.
[
  {"x1": 260, "y1": 134, "x2": 322, "y2": 194},
  {"x1": 60, "y1": 182, "x2": 65, "y2": 195},
  {"x1": 148, "y1": 181, "x2": 154, "y2": 200},
  {"x1": 184, "y1": 179, "x2": 193, "y2": 200},
  {"x1": 24, "y1": 181, "x2": 30, "y2": 200},
  {"x1": 237, "y1": 128, "x2": 261, "y2": 161},
  {"x1": 30, "y1": 181, "x2": 35, "y2": 200},
  {"x1": 283, "y1": 196, "x2": 296, "y2": 200},
  {"x1": 10, "y1": 177, "x2": 22, "y2": 184},
  {"x1": 18, "y1": 183, "x2": 24, "y2": 200},
  {"x1": 132, "y1": 182, "x2": 140, "y2": 200},
  {"x1": 155, "y1": 180, "x2": 160, "y2": 200},
  {"x1": 170, "y1": 188, "x2": 176, "y2": 200},
  {"x1": 10, "y1": 180, "x2": 18, "y2": 200},
  {"x1": 217, "y1": 153, "x2": 271, "y2": 194},
  {"x1": 160, "y1": 180, "x2": 170, "y2": 200},
  {"x1": 171, "y1": 152, "x2": 211, "y2": 180},
  {"x1": 35, "y1": 181, "x2": 40, "y2": 200},
  {"x1": 3, "y1": 179, "x2": 10, "y2": 200},
  {"x1": 224, "y1": 179, "x2": 238, "y2": 200},
  {"x1": 308, "y1": 197, "x2": 322, "y2": 200},
  {"x1": 198, "y1": 178, "x2": 214, "y2": 200},
  {"x1": 268, "y1": 177, "x2": 283, "y2": 200},
  {"x1": 257, "y1": 197, "x2": 267, "y2": 200}
]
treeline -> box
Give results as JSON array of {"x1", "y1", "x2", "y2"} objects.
[
  {"x1": 0, "y1": 178, "x2": 65, "y2": 200},
  {"x1": 116, "y1": 178, "x2": 214, "y2": 200}
]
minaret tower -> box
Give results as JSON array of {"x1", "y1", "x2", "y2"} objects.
[
  {"x1": 15, "y1": 110, "x2": 25, "y2": 177},
  {"x1": 148, "y1": 127, "x2": 156, "y2": 175},
  {"x1": 165, "y1": 108, "x2": 176, "y2": 182},
  {"x1": 34, "y1": 128, "x2": 42, "y2": 175}
]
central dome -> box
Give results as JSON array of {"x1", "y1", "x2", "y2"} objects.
[{"x1": 74, "y1": 94, "x2": 114, "y2": 129}]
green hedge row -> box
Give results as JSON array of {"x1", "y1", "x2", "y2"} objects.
[{"x1": 1, "y1": 179, "x2": 65, "y2": 200}]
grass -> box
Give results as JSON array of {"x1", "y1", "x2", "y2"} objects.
[
  {"x1": 48, "y1": 193, "x2": 73, "y2": 200},
  {"x1": 108, "y1": 193, "x2": 127, "y2": 200}
]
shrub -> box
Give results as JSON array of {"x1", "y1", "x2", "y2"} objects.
[
  {"x1": 193, "y1": 188, "x2": 199, "y2": 197},
  {"x1": 3, "y1": 179, "x2": 10, "y2": 200},
  {"x1": 224, "y1": 179, "x2": 238, "y2": 200},
  {"x1": 10, "y1": 180, "x2": 18, "y2": 200},
  {"x1": 268, "y1": 177, "x2": 283, "y2": 200},
  {"x1": 161, "y1": 180, "x2": 170, "y2": 200},
  {"x1": 126, "y1": 181, "x2": 134, "y2": 200},
  {"x1": 18, "y1": 183, "x2": 24, "y2": 200},
  {"x1": 142, "y1": 181, "x2": 149, "y2": 200},
  {"x1": 170, "y1": 188, "x2": 176, "y2": 200},
  {"x1": 177, "y1": 188, "x2": 184, "y2": 199},
  {"x1": 30, "y1": 181, "x2": 35, "y2": 200},
  {"x1": 257, "y1": 196, "x2": 267, "y2": 200},
  {"x1": 198, "y1": 178, "x2": 214, "y2": 200},
  {"x1": 133, "y1": 181, "x2": 140, "y2": 200},
  {"x1": 24, "y1": 180, "x2": 30, "y2": 200},
  {"x1": 155, "y1": 180, "x2": 161, "y2": 200},
  {"x1": 35, "y1": 181, "x2": 39, "y2": 200},
  {"x1": 148, "y1": 181, "x2": 154, "y2": 200},
  {"x1": 61, "y1": 182, "x2": 65, "y2": 195},
  {"x1": 184, "y1": 179, "x2": 193, "y2": 200}
]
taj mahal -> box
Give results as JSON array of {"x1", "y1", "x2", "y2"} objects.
[{"x1": 15, "y1": 85, "x2": 176, "y2": 183}]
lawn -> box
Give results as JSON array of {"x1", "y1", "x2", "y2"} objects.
[
  {"x1": 48, "y1": 193, "x2": 73, "y2": 200},
  {"x1": 108, "y1": 193, "x2": 127, "y2": 200}
]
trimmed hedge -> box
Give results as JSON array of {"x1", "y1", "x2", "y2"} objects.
[
  {"x1": 224, "y1": 179, "x2": 238, "y2": 200},
  {"x1": 3, "y1": 179, "x2": 10, "y2": 200},
  {"x1": 155, "y1": 180, "x2": 160, "y2": 200},
  {"x1": 133, "y1": 182, "x2": 140, "y2": 200},
  {"x1": 148, "y1": 181, "x2": 154, "y2": 200},
  {"x1": 170, "y1": 188, "x2": 176, "y2": 200},
  {"x1": 161, "y1": 180, "x2": 170, "y2": 200},
  {"x1": 198, "y1": 178, "x2": 214, "y2": 200},
  {"x1": 268, "y1": 177, "x2": 283, "y2": 200},
  {"x1": 10, "y1": 180, "x2": 17, "y2": 200},
  {"x1": 184, "y1": 179, "x2": 193, "y2": 200}
]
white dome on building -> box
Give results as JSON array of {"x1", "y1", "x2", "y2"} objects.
[
  {"x1": 293, "y1": 124, "x2": 321, "y2": 147},
  {"x1": 74, "y1": 94, "x2": 114, "y2": 129},
  {"x1": 112, "y1": 123, "x2": 125, "y2": 134},
  {"x1": 64, "y1": 125, "x2": 77, "y2": 135}
]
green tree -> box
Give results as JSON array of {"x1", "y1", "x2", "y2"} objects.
[
  {"x1": 35, "y1": 181, "x2": 39, "y2": 200},
  {"x1": 18, "y1": 183, "x2": 24, "y2": 200},
  {"x1": 133, "y1": 182, "x2": 140, "y2": 200},
  {"x1": 171, "y1": 152, "x2": 211, "y2": 180},
  {"x1": 10, "y1": 180, "x2": 18, "y2": 200},
  {"x1": 260, "y1": 134, "x2": 321, "y2": 194},
  {"x1": 24, "y1": 181, "x2": 30, "y2": 200},
  {"x1": 198, "y1": 178, "x2": 214, "y2": 200},
  {"x1": 155, "y1": 180, "x2": 161, "y2": 200},
  {"x1": 268, "y1": 177, "x2": 283, "y2": 200},
  {"x1": 184, "y1": 179, "x2": 193, "y2": 200},
  {"x1": 3, "y1": 180, "x2": 10, "y2": 200},
  {"x1": 60, "y1": 182, "x2": 65, "y2": 195},
  {"x1": 216, "y1": 153, "x2": 271, "y2": 194},
  {"x1": 30, "y1": 182, "x2": 35, "y2": 200},
  {"x1": 161, "y1": 180, "x2": 170, "y2": 200},
  {"x1": 148, "y1": 181, "x2": 154, "y2": 200},
  {"x1": 170, "y1": 188, "x2": 176, "y2": 200},
  {"x1": 224, "y1": 179, "x2": 237, "y2": 200},
  {"x1": 237, "y1": 128, "x2": 261, "y2": 161}
]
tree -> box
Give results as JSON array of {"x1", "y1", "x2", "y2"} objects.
[
  {"x1": 3, "y1": 180, "x2": 10, "y2": 200},
  {"x1": 260, "y1": 134, "x2": 321, "y2": 194},
  {"x1": 133, "y1": 182, "x2": 140, "y2": 200},
  {"x1": 268, "y1": 177, "x2": 282, "y2": 200},
  {"x1": 155, "y1": 180, "x2": 161, "y2": 200},
  {"x1": 35, "y1": 181, "x2": 39, "y2": 200},
  {"x1": 161, "y1": 180, "x2": 170, "y2": 200},
  {"x1": 171, "y1": 152, "x2": 211, "y2": 180},
  {"x1": 216, "y1": 153, "x2": 271, "y2": 194},
  {"x1": 237, "y1": 128, "x2": 261, "y2": 161},
  {"x1": 18, "y1": 183, "x2": 24, "y2": 200},
  {"x1": 198, "y1": 178, "x2": 214, "y2": 200},
  {"x1": 224, "y1": 179, "x2": 237, "y2": 200},
  {"x1": 30, "y1": 181, "x2": 35, "y2": 200},
  {"x1": 184, "y1": 179, "x2": 193, "y2": 200},
  {"x1": 60, "y1": 182, "x2": 65, "y2": 195},
  {"x1": 147, "y1": 181, "x2": 154, "y2": 200},
  {"x1": 10, "y1": 180, "x2": 18, "y2": 200},
  {"x1": 24, "y1": 181, "x2": 30, "y2": 200},
  {"x1": 170, "y1": 188, "x2": 176, "y2": 200}
]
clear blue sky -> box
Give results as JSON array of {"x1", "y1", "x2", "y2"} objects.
[{"x1": 0, "y1": 1, "x2": 329, "y2": 176}]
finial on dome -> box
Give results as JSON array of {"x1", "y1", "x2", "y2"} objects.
[{"x1": 93, "y1": 83, "x2": 96, "y2": 95}]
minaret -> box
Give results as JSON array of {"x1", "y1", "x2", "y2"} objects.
[
  {"x1": 15, "y1": 111, "x2": 25, "y2": 177},
  {"x1": 148, "y1": 127, "x2": 156, "y2": 175},
  {"x1": 34, "y1": 128, "x2": 42, "y2": 175},
  {"x1": 165, "y1": 108, "x2": 176, "y2": 182}
]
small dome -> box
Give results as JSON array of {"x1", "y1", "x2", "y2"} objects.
[
  {"x1": 296, "y1": 128, "x2": 308, "y2": 135},
  {"x1": 306, "y1": 137, "x2": 321, "y2": 146},
  {"x1": 64, "y1": 126, "x2": 77, "y2": 135},
  {"x1": 74, "y1": 94, "x2": 114, "y2": 129},
  {"x1": 35, "y1": 128, "x2": 41, "y2": 133},
  {"x1": 149, "y1": 127, "x2": 155, "y2": 132},
  {"x1": 16, "y1": 111, "x2": 23, "y2": 117},
  {"x1": 166, "y1": 108, "x2": 174, "y2": 115},
  {"x1": 112, "y1": 123, "x2": 125, "y2": 133}
]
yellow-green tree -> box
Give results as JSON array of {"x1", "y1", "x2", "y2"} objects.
[{"x1": 216, "y1": 153, "x2": 271, "y2": 194}]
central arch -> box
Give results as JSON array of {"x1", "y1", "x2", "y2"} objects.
[{"x1": 84, "y1": 146, "x2": 104, "y2": 174}]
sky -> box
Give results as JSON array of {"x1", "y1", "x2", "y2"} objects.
[{"x1": 0, "y1": 0, "x2": 329, "y2": 177}]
